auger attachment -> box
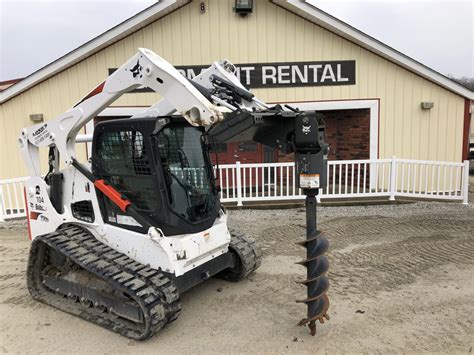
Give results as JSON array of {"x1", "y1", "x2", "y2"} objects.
[
  {"x1": 296, "y1": 191, "x2": 330, "y2": 336},
  {"x1": 290, "y1": 111, "x2": 330, "y2": 336}
]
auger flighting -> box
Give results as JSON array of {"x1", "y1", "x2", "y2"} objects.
[{"x1": 296, "y1": 189, "x2": 330, "y2": 335}]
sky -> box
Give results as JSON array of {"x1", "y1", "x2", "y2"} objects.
[{"x1": 0, "y1": 0, "x2": 472, "y2": 82}]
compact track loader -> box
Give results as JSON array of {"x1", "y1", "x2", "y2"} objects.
[{"x1": 19, "y1": 48, "x2": 330, "y2": 339}]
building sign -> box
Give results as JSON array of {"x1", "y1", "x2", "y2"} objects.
[
  {"x1": 179, "y1": 60, "x2": 356, "y2": 88},
  {"x1": 108, "y1": 60, "x2": 355, "y2": 92}
]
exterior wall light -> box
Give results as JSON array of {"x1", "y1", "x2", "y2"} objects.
[
  {"x1": 234, "y1": 0, "x2": 253, "y2": 15},
  {"x1": 421, "y1": 102, "x2": 434, "y2": 109},
  {"x1": 29, "y1": 113, "x2": 44, "y2": 122}
]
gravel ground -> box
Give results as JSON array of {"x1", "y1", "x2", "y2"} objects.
[{"x1": 1, "y1": 201, "x2": 473, "y2": 354}]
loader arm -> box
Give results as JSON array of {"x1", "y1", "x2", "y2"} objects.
[
  {"x1": 18, "y1": 48, "x2": 229, "y2": 177},
  {"x1": 129, "y1": 58, "x2": 267, "y2": 120}
]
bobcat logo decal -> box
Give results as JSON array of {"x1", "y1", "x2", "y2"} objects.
[{"x1": 130, "y1": 60, "x2": 142, "y2": 78}]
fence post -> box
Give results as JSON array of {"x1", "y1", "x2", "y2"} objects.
[
  {"x1": 389, "y1": 156, "x2": 397, "y2": 201},
  {"x1": 462, "y1": 160, "x2": 469, "y2": 205},
  {"x1": 316, "y1": 188, "x2": 323, "y2": 204},
  {"x1": 235, "y1": 161, "x2": 243, "y2": 207},
  {"x1": 0, "y1": 187, "x2": 4, "y2": 222}
]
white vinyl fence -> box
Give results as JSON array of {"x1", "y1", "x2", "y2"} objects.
[
  {"x1": 0, "y1": 177, "x2": 28, "y2": 221},
  {"x1": 0, "y1": 158, "x2": 470, "y2": 221},
  {"x1": 216, "y1": 157, "x2": 470, "y2": 206}
]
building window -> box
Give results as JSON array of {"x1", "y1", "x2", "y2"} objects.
[
  {"x1": 238, "y1": 141, "x2": 257, "y2": 152},
  {"x1": 213, "y1": 142, "x2": 228, "y2": 153}
]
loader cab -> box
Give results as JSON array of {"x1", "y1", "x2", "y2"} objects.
[{"x1": 91, "y1": 116, "x2": 221, "y2": 236}]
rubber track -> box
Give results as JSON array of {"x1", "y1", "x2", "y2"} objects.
[
  {"x1": 27, "y1": 225, "x2": 181, "y2": 340},
  {"x1": 219, "y1": 229, "x2": 262, "y2": 281}
]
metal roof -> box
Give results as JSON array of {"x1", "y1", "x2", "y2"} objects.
[{"x1": 1, "y1": 0, "x2": 472, "y2": 103}]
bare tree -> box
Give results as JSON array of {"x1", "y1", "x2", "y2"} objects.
[{"x1": 448, "y1": 75, "x2": 474, "y2": 91}]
